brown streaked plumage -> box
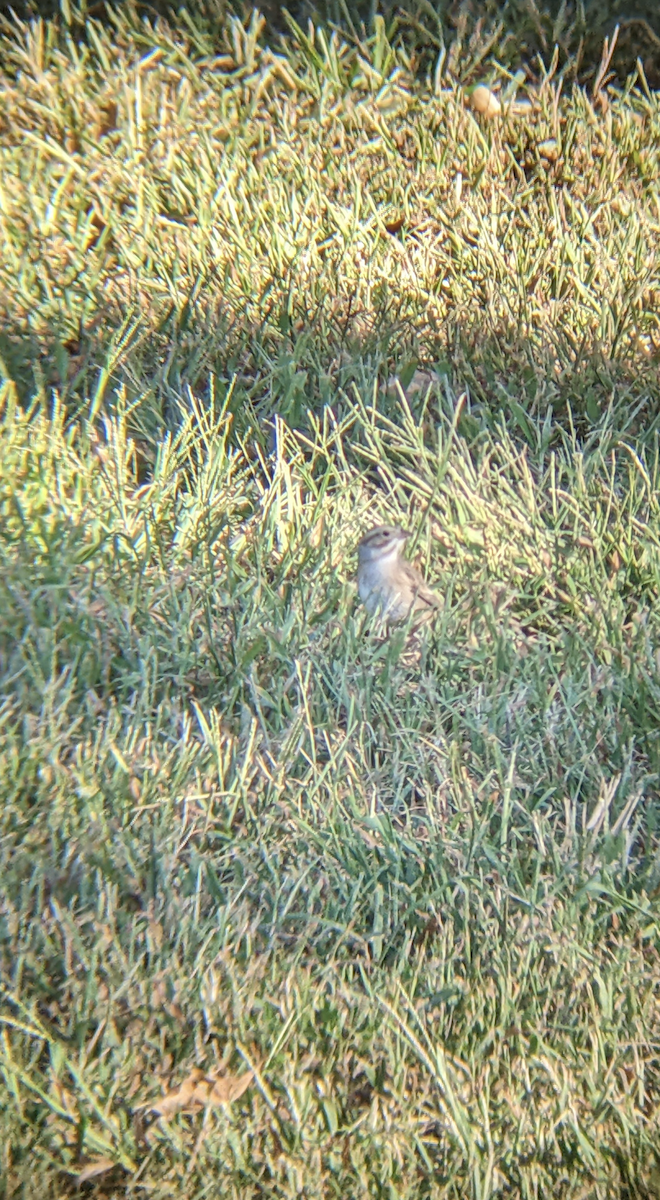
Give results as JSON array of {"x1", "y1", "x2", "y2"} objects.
[{"x1": 356, "y1": 524, "x2": 440, "y2": 623}]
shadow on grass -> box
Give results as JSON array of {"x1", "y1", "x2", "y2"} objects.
[
  {"x1": 9, "y1": 0, "x2": 660, "y2": 89},
  {"x1": 2, "y1": 285, "x2": 660, "y2": 459}
]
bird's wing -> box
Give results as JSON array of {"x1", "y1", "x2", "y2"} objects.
[
  {"x1": 402, "y1": 563, "x2": 440, "y2": 609},
  {"x1": 415, "y1": 585, "x2": 441, "y2": 609}
]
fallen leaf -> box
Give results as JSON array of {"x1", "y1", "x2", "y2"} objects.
[
  {"x1": 75, "y1": 1158, "x2": 117, "y2": 1184},
  {"x1": 94, "y1": 100, "x2": 118, "y2": 138},
  {"x1": 470, "y1": 85, "x2": 501, "y2": 118},
  {"x1": 151, "y1": 1067, "x2": 253, "y2": 1116},
  {"x1": 537, "y1": 139, "x2": 559, "y2": 161}
]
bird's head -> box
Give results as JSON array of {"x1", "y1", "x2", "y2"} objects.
[{"x1": 357, "y1": 524, "x2": 409, "y2": 564}]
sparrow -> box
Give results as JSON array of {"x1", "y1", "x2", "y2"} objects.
[{"x1": 357, "y1": 525, "x2": 441, "y2": 623}]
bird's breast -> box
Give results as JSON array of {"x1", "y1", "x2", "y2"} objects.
[{"x1": 358, "y1": 559, "x2": 414, "y2": 618}]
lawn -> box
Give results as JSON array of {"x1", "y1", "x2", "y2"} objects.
[{"x1": 2, "y1": 3, "x2": 660, "y2": 1196}]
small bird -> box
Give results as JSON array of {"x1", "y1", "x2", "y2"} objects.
[{"x1": 357, "y1": 525, "x2": 441, "y2": 623}]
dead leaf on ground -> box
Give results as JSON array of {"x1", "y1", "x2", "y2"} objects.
[
  {"x1": 150, "y1": 1067, "x2": 253, "y2": 1116},
  {"x1": 537, "y1": 139, "x2": 559, "y2": 161},
  {"x1": 470, "y1": 85, "x2": 501, "y2": 118},
  {"x1": 93, "y1": 100, "x2": 118, "y2": 139},
  {"x1": 74, "y1": 1158, "x2": 118, "y2": 1184}
]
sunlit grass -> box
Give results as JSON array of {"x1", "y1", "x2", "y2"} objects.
[{"x1": 2, "y1": 4, "x2": 660, "y2": 1198}]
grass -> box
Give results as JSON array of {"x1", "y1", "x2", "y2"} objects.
[{"x1": 2, "y1": 2, "x2": 660, "y2": 1197}]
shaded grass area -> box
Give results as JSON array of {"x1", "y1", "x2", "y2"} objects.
[
  {"x1": 3, "y1": 2, "x2": 660, "y2": 442},
  {"x1": 12, "y1": 0, "x2": 660, "y2": 89},
  {"x1": 2, "y1": 4, "x2": 660, "y2": 1198}
]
